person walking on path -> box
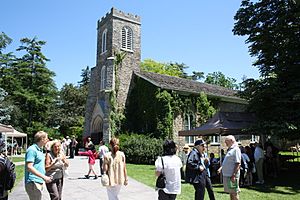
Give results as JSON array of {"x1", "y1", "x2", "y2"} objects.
[
  {"x1": 103, "y1": 137, "x2": 128, "y2": 200},
  {"x1": 155, "y1": 140, "x2": 182, "y2": 200},
  {"x1": 0, "y1": 139, "x2": 8, "y2": 200},
  {"x1": 25, "y1": 131, "x2": 52, "y2": 200},
  {"x1": 217, "y1": 135, "x2": 241, "y2": 200},
  {"x1": 45, "y1": 140, "x2": 69, "y2": 200},
  {"x1": 185, "y1": 139, "x2": 215, "y2": 200},
  {"x1": 98, "y1": 140, "x2": 109, "y2": 176},
  {"x1": 80, "y1": 145, "x2": 98, "y2": 179},
  {"x1": 69, "y1": 136, "x2": 78, "y2": 159},
  {"x1": 254, "y1": 142, "x2": 264, "y2": 184}
]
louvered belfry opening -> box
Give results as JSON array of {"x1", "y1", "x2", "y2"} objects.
[{"x1": 122, "y1": 26, "x2": 132, "y2": 50}]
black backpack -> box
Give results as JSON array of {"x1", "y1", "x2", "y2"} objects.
[{"x1": 0, "y1": 157, "x2": 16, "y2": 191}]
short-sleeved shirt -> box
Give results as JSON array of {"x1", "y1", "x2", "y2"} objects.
[
  {"x1": 25, "y1": 144, "x2": 45, "y2": 184},
  {"x1": 155, "y1": 155, "x2": 182, "y2": 195},
  {"x1": 221, "y1": 143, "x2": 241, "y2": 177},
  {"x1": 98, "y1": 145, "x2": 109, "y2": 159}
]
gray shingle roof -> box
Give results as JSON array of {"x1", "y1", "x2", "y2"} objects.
[{"x1": 134, "y1": 71, "x2": 246, "y2": 103}]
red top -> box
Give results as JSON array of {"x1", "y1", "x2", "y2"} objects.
[{"x1": 80, "y1": 150, "x2": 98, "y2": 165}]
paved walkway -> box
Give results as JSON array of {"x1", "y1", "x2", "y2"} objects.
[{"x1": 10, "y1": 156, "x2": 158, "y2": 200}]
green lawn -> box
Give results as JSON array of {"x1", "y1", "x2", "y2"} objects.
[
  {"x1": 14, "y1": 164, "x2": 25, "y2": 189},
  {"x1": 127, "y1": 162, "x2": 300, "y2": 200},
  {"x1": 10, "y1": 156, "x2": 25, "y2": 163}
]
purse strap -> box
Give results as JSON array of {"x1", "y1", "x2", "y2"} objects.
[{"x1": 161, "y1": 156, "x2": 164, "y2": 174}]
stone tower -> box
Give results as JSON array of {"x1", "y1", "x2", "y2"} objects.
[{"x1": 84, "y1": 8, "x2": 141, "y2": 143}]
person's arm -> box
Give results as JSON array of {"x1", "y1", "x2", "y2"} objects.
[
  {"x1": 123, "y1": 154, "x2": 128, "y2": 185},
  {"x1": 217, "y1": 166, "x2": 222, "y2": 174},
  {"x1": 45, "y1": 153, "x2": 55, "y2": 172},
  {"x1": 26, "y1": 161, "x2": 52, "y2": 183},
  {"x1": 61, "y1": 153, "x2": 69, "y2": 168},
  {"x1": 230, "y1": 163, "x2": 241, "y2": 182},
  {"x1": 186, "y1": 151, "x2": 204, "y2": 172}
]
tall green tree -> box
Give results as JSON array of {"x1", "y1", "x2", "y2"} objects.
[
  {"x1": 78, "y1": 66, "x2": 91, "y2": 87},
  {"x1": 204, "y1": 71, "x2": 239, "y2": 89},
  {"x1": 53, "y1": 83, "x2": 86, "y2": 136},
  {"x1": 12, "y1": 37, "x2": 57, "y2": 131},
  {"x1": 233, "y1": 0, "x2": 300, "y2": 138}
]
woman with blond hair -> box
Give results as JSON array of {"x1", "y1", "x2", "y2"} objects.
[
  {"x1": 45, "y1": 140, "x2": 69, "y2": 200},
  {"x1": 103, "y1": 137, "x2": 128, "y2": 200}
]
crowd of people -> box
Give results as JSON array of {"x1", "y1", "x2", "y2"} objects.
[{"x1": 0, "y1": 130, "x2": 282, "y2": 200}]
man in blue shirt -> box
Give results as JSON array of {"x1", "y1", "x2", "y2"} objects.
[{"x1": 25, "y1": 131, "x2": 52, "y2": 200}]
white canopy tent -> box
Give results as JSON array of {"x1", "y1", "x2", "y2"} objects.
[{"x1": 0, "y1": 124, "x2": 27, "y2": 156}]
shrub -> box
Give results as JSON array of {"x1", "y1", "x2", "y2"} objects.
[{"x1": 119, "y1": 133, "x2": 163, "y2": 164}]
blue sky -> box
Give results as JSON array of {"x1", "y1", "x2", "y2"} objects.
[{"x1": 1, "y1": 0, "x2": 259, "y2": 89}]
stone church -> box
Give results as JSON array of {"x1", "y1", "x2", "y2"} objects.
[{"x1": 84, "y1": 8, "x2": 250, "y2": 146}]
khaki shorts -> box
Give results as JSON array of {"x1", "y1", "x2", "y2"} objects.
[
  {"x1": 25, "y1": 182, "x2": 43, "y2": 200},
  {"x1": 223, "y1": 176, "x2": 240, "y2": 194}
]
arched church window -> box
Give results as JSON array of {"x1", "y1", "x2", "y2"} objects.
[
  {"x1": 121, "y1": 26, "x2": 133, "y2": 51},
  {"x1": 100, "y1": 65, "x2": 106, "y2": 89},
  {"x1": 101, "y1": 29, "x2": 107, "y2": 53},
  {"x1": 184, "y1": 113, "x2": 196, "y2": 144}
]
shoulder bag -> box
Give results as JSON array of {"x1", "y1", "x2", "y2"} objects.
[{"x1": 155, "y1": 157, "x2": 166, "y2": 189}]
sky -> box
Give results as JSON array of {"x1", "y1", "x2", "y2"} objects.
[{"x1": 1, "y1": 0, "x2": 259, "y2": 89}]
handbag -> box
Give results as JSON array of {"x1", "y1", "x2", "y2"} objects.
[
  {"x1": 155, "y1": 157, "x2": 166, "y2": 189},
  {"x1": 63, "y1": 166, "x2": 69, "y2": 178},
  {"x1": 101, "y1": 174, "x2": 109, "y2": 186}
]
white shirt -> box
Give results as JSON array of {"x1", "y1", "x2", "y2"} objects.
[
  {"x1": 98, "y1": 145, "x2": 109, "y2": 159},
  {"x1": 155, "y1": 155, "x2": 182, "y2": 194},
  {"x1": 222, "y1": 143, "x2": 241, "y2": 177},
  {"x1": 254, "y1": 146, "x2": 264, "y2": 162}
]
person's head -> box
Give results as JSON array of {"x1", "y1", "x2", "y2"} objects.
[
  {"x1": 34, "y1": 131, "x2": 48, "y2": 146},
  {"x1": 163, "y1": 140, "x2": 177, "y2": 156},
  {"x1": 210, "y1": 152, "x2": 215, "y2": 158},
  {"x1": 87, "y1": 137, "x2": 91, "y2": 141},
  {"x1": 51, "y1": 140, "x2": 61, "y2": 156},
  {"x1": 194, "y1": 139, "x2": 206, "y2": 153},
  {"x1": 109, "y1": 137, "x2": 119, "y2": 154},
  {"x1": 90, "y1": 144, "x2": 96, "y2": 152},
  {"x1": 183, "y1": 144, "x2": 190, "y2": 153},
  {"x1": 99, "y1": 140, "x2": 105, "y2": 145},
  {"x1": 224, "y1": 135, "x2": 236, "y2": 148},
  {"x1": 0, "y1": 138, "x2": 5, "y2": 153}
]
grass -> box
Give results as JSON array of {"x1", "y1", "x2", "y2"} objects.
[
  {"x1": 127, "y1": 162, "x2": 300, "y2": 200},
  {"x1": 10, "y1": 156, "x2": 25, "y2": 163},
  {"x1": 14, "y1": 164, "x2": 25, "y2": 189}
]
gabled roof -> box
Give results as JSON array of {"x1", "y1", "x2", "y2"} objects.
[
  {"x1": 178, "y1": 112, "x2": 256, "y2": 136},
  {"x1": 134, "y1": 71, "x2": 246, "y2": 104}
]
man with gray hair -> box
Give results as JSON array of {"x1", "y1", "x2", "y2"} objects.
[
  {"x1": 25, "y1": 131, "x2": 52, "y2": 200},
  {"x1": 217, "y1": 135, "x2": 241, "y2": 200}
]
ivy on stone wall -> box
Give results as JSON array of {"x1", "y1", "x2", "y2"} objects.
[
  {"x1": 109, "y1": 51, "x2": 127, "y2": 136},
  {"x1": 124, "y1": 76, "x2": 217, "y2": 139}
]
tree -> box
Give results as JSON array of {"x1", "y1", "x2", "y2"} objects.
[
  {"x1": 0, "y1": 88, "x2": 12, "y2": 123},
  {"x1": 141, "y1": 59, "x2": 205, "y2": 81},
  {"x1": 52, "y1": 83, "x2": 86, "y2": 136},
  {"x1": 12, "y1": 37, "x2": 57, "y2": 130},
  {"x1": 233, "y1": 0, "x2": 300, "y2": 139},
  {"x1": 78, "y1": 66, "x2": 91, "y2": 87},
  {"x1": 204, "y1": 71, "x2": 239, "y2": 89}
]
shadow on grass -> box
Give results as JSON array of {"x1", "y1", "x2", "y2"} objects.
[{"x1": 243, "y1": 162, "x2": 300, "y2": 195}]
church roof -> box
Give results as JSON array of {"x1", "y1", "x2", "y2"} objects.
[{"x1": 134, "y1": 71, "x2": 246, "y2": 104}]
